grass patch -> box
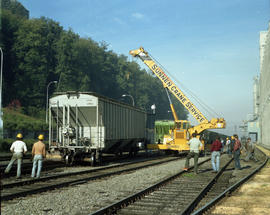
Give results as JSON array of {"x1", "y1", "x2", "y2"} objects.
[{"x1": 183, "y1": 172, "x2": 197, "y2": 177}]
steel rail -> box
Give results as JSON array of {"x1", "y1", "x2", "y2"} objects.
[
  {"x1": 1, "y1": 156, "x2": 182, "y2": 201},
  {"x1": 0, "y1": 154, "x2": 32, "y2": 162},
  {"x1": 2, "y1": 156, "x2": 179, "y2": 189},
  {"x1": 90, "y1": 158, "x2": 211, "y2": 215},
  {"x1": 191, "y1": 149, "x2": 269, "y2": 215},
  {"x1": 181, "y1": 157, "x2": 233, "y2": 215}
]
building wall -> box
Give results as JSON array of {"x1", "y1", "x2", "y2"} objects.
[{"x1": 259, "y1": 23, "x2": 270, "y2": 149}]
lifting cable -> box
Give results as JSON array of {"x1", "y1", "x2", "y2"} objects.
[{"x1": 148, "y1": 52, "x2": 222, "y2": 119}]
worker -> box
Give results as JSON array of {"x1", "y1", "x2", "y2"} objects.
[
  {"x1": 232, "y1": 134, "x2": 241, "y2": 170},
  {"x1": 31, "y1": 134, "x2": 46, "y2": 178},
  {"x1": 4, "y1": 133, "x2": 27, "y2": 179},
  {"x1": 229, "y1": 136, "x2": 235, "y2": 157},
  {"x1": 220, "y1": 138, "x2": 224, "y2": 153},
  {"x1": 244, "y1": 137, "x2": 258, "y2": 162},
  {"x1": 226, "y1": 137, "x2": 231, "y2": 155},
  {"x1": 183, "y1": 133, "x2": 203, "y2": 174},
  {"x1": 211, "y1": 137, "x2": 222, "y2": 173}
]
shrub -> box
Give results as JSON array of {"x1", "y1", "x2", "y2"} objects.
[{"x1": 0, "y1": 138, "x2": 48, "y2": 152}]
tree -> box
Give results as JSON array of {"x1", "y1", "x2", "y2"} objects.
[
  {"x1": 12, "y1": 17, "x2": 62, "y2": 114},
  {"x1": 55, "y1": 29, "x2": 79, "y2": 91}
]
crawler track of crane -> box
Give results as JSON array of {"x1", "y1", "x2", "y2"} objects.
[
  {"x1": 90, "y1": 152, "x2": 267, "y2": 215},
  {"x1": 1, "y1": 155, "x2": 183, "y2": 201}
]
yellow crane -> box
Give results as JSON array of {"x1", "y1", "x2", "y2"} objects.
[{"x1": 130, "y1": 47, "x2": 226, "y2": 152}]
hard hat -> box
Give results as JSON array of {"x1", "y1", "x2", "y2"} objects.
[
  {"x1": 231, "y1": 136, "x2": 234, "y2": 139},
  {"x1": 16, "y1": 133, "x2": 23, "y2": 139},
  {"x1": 226, "y1": 137, "x2": 229, "y2": 140},
  {"x1": 38, "y1": 134, "x2": 44, "y2": 140}
]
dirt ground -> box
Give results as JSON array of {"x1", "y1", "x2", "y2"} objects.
[{"x1": 210, "y1": 146, "x2": 270, "y2": 215}]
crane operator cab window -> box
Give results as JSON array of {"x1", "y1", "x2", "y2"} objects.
[
  {"x1": 182, "y1": 122, "x2": 191, "y2": 129},
  {"x1": 175, "y1": 121, "x2": 190, "y2": 130},
  {"x1": 175, "y1": 122, "x2": 181, "y2": 129}
]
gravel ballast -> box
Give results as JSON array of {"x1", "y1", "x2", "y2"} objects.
[{"x1": 1, "y1": 157, "x2": 208, "y2": 215}]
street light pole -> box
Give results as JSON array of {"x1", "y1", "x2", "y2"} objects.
[
  {"x1": 46, "y1": 81, "x2": 57, "y2": 124},
  {"x1": 0, "y1": 48, "x2": 3, "y2": 138},
  {"x1": 122, "y1": 94, "x2": 135, "y2": 106}
]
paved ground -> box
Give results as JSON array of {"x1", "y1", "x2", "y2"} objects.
[{"x1": 210, "y1": 145, "x2": 270, "y2": 215}]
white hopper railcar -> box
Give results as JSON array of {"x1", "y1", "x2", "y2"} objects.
[{"x1": 48, "y1": 91, "x2": 150, "y2": 165}]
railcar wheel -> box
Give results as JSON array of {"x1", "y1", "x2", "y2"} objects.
[
  {"x1": 65, "y1": 155, "x2": 69, "y2": 165},
  {"x1": 65, "y1": 155, "x2": 74, "y2": 165},
  {"x1": 90, "y1": 152, "x2": 96, "y2": 166},
  {"x1": 96, "y1": 151, "x2": 102, "y2": 164}
]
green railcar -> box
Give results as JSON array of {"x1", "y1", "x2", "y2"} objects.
[{"x1": 155, "y1": 120, "x2": 175, "y2": 144}]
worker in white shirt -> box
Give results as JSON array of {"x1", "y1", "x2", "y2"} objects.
[
  {"x1": 183, "y1": 133, "x2": 203, "y2": 174},
  {"x1": 4, "y1": 133, "x2": 27, "y2": 179}
]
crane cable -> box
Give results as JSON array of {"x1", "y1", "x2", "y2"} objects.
[{"x1": 148, "y1": 52, "x2": 222, "y2": 119}]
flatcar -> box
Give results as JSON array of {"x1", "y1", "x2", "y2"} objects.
[{"x1": 48, "y1": 91, "x2": 154, "y2": 165}]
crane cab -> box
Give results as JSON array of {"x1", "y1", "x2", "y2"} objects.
[{"x1": 147, "y1": 120, "x2": 193, "y2": 152}]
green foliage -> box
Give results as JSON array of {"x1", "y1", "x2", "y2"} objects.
[
  {"x1": 0, "y1": 138, "x2": 49, "y2": 152},
  {"x1": 3, "y1": 108, "x2": 47, "y2": 131},
  {"x1": 0, "y1": 139, "x2": 13, "y2": 151},
  {"x1": 1, "y1": 0, "x2": 29, "y2": 18},
  {"x1": 2, "y1": 2, "x2": 188, "y2": 121}
]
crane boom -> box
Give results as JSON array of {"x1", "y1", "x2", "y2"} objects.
[
  {"x1": 129, "y1": 46, "x2": 226, "y2": 153},
  {"x1": 130, "y1": 47, "x2": 208, "y2": 124}
]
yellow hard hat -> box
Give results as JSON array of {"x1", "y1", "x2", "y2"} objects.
[
  {"x1": 16, "y1": 133, "x2": 23, "y2": 139},
  {"x1": 38, "y1": 134, "x2": 44, "y2": 140},
  {"x1": 226, "y1": 137, "x2": 229, "y2": 140},
  {"x1": 231, "y1": 136, "x2": 234, "y2": 139}
]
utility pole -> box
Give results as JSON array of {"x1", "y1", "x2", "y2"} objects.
[{"x1": 0, "y1": 48, "x2": 3, "y2": 138}]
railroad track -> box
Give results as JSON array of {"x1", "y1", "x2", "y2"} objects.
[
  {"x1": 90, "y1": 151, "x2": 267, "y2": 215},
  {"x1": 1, "y1": 155, "x2": 183, "y2": 201},
  {"x1": 0, "y1": 154, "x2": 32, "y2": 162},
  {"x1": 192, "y1": 148, "x2": 268, "y2": 215},
  {"x1": 0, "y1": 151, "x2": 158, "y2": 177},
  {"x1": 0, "y1": 159, "x2": 66, "y2": 178}
]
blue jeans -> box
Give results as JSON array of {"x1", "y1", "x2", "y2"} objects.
[
  {"x1": 233, "y1": 149, "x2": 241, "y2": 169},
  {"x1": 31, "y1": 155, "x2": 43, "y2": 178},
  {"x1": 5, "y1": 152, "x2": 23, "y2": 178},
  {"x1": 227, "y1": 147, "x2": 232, "y2": 155},
  {"x1": 211, "y1": 151, "x2": 220, "y2": 171}
]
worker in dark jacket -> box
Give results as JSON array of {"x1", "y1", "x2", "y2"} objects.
[
  {"x1": 211, "y1": 137, "x2": 222, "y2": 172},
  {"x1": 244, "y1": 137, "x2": 258, "y2": 162},
  {"x1": 233, "y1": 134, "x2": 241, "y2": 170}
]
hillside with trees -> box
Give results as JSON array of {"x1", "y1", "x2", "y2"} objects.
[{"x1": 0, "y1": 0, "x2": 188, "y2": 134}]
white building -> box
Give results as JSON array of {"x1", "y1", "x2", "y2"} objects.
[{"x1": 257, "y1": 22, "x2": 270, "y2": 149}]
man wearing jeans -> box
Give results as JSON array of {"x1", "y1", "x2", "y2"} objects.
[
  {"x1": 233, "y1": 134, "x2": 241, "y2": 170},
  {"x1": 183, "y1": 133, "x2": 203, "y2": 174},
  {"x1": 211, "y1": 137, "x2": 222, "y2": 173},
  {"x1": 31, "y1": 134, "x2": 46, "y2": 178},
  {"x1": 5, "y1": 133, "x2": 27, "y2": 179}
]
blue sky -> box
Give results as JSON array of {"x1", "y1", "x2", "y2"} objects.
[{"x1": 19, "y1": 0, "x2": 270, "y2": 136}]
